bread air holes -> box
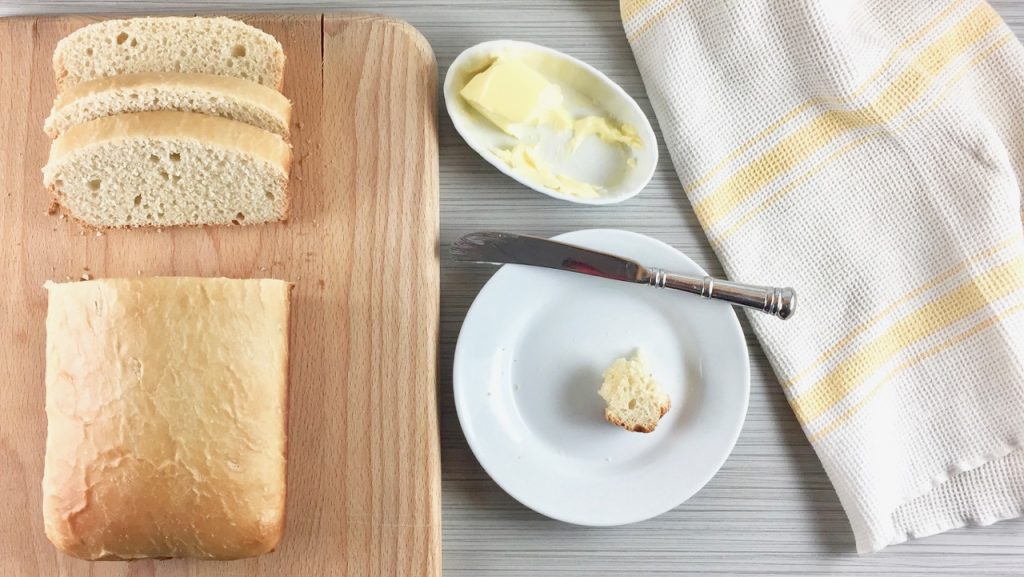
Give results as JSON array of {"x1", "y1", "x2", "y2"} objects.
[
  {"x1": 232, "y1": 45, "x2": 247, "y2": 58},
  {"x1": 628, "y1": 399, "x2": 637, "y2": 409},
  {"x1": 133, "y1": 194, "x2": 142, "y2": 206},
  {"x1": 149, "y1": 154, "x2": 159, "y2": 163},
  {"x1": 115, "y1": 32, "x2": 128, "y2": 45},
  {"x1": 88, "y1": 179, "x2": 101, "y2": 192},
  {"x1": 231, "y1": 212, "x2": 246, "y2": 225},
  {"x1": 85, "y1": 47, "x2": 93, "y2": 56},
  {"x1": 158, "y1": 170, "x2": 169, "y2": 181},
  {"x1": 169, "y1": 152, "x2": 180, "y2": 162}
]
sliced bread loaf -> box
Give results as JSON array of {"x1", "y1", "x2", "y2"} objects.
[
  {"x1": 598, "y1": 350, "x2": 671, "y2": 433},
  {"x1": 45, "y1": 72, "x2": 292, "y2": 138},
  {"x1": 42, "y1": 111, "x2": 291, "y2": 228},
  {"x1": 54, "y1": 17, "x2": 285, "y2": 91}
]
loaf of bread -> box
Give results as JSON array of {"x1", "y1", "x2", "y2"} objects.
[
  {"x1": 43, "y1": 277, "x2": 292, "y2": 560},
  {"x1": 42, "y1": 110, "x2": 291, "y2": 228},
  {"x1": 45, "y1": 72, "x2": 292, "y2": 138},
  {"x1": 54, "y1": 17, "x2": 285, "y2": 91},
  {"x1": 598, "y1": 350, "x2": 671, "y2": 433}
]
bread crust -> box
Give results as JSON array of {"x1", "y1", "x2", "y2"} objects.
[
  {"x1": 43, "y1": 278, "x2": 292, "y2": 560},
  {"x1": 603, "y1": 398, "x2": 671, "y2": 433},
  {"x1": 46, "y1": 110, "x2": 291, "y2": 171},
  {"x1": 45, "y1": 72, "x2": 292, "y2": 138}
]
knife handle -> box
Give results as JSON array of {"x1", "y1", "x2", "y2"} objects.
[{"x1": 648, "y1": 270, "x2": 796, "y2": 320}]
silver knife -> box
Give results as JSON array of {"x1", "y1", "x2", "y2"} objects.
[{"x1": 451, "y1": 232, "x2": 796, "y2": 320}]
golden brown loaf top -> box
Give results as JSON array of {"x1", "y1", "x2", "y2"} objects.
[{"x1": 43, "y1": 277, "x2": 292, "y2": 560}]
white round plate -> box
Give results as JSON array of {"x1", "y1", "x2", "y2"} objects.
[{"x1": 453, "y1": 229, "x2": 750, "y2": 526}]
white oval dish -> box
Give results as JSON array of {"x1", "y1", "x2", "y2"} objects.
[
  {"x1": 453, "y1": 229, "x2": 750, "y2": 526},
  {"x1": 444, "y1": 41, "x2": 658, "y2": 205}
]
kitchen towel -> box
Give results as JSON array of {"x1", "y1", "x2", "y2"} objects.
[{"x1": 622, "y1": 0, "x2": 1024, "y2": 553}]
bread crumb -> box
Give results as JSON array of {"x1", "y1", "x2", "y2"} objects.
[
  {"x1": 95, "y1": 230, "x2": 104, "y2": 237},
  {"x1": 46, "y1": 201, "x2": 60, "y2": 216},
  {"x1": 80, "y1": 272, "x2": 92, "y2": 281}
]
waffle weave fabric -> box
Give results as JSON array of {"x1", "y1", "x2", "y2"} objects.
[{"x1": 622, "y1": 0, "x2": 1024, "y2": 553}]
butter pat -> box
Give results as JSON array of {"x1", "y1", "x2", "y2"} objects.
[
  {"x1": 493, "y1": 144, "x2": 602, "y2": 199},
  {"x1": 460, "y1": 57, "x2": 565, "y2": 137}
]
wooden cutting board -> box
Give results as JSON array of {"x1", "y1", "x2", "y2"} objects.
[{"x1": 0, "y1": 13, "x2": 440, "y2": 577}]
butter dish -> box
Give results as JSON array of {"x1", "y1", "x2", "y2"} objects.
[{"x1": 444, "y1": 40, "x2": 657, "y2": 205}]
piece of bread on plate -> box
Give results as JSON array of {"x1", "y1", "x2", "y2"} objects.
[
  {"x1": 44, "y1": 72, "x2": 292, "y2": 138},
  {"x1": 43, "y1": 277, "x2": 292, "y2": 560},
  {"x1": 53, "y1": 16, "x2": 285, "y2": 91},
  {"x1": 42, "y1": 110, "x2": 291, "y2": 228},
  {"x1": 598, "y1": 350, "x2": 671, "y2": 433}
]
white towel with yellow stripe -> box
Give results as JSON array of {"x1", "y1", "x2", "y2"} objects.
[{"x1": 623, "y1": 0, "x2": 1024, "y2": 553}]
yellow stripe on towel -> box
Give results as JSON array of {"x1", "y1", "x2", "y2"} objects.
[
  {"x1": 809, "y1": 300, "x2": 1024, "y2": 442},
  {"x1": 780, "y1": 235, "x2": 1021, "y2": 391},
  {"x1": 710, "y1": 27, "x2": 1015, "y2": 245},
  {"x1": 620, "y1": 0, "x2": 659, "y2": 23},
  {"x1": 691, "y1": 2, "x2": 1002, "y2": 229},
  {"x1": 681, "y1": 0, "x2": 968, "y2": 194},
  {"x1": 790, "y1": 254, "x2": 1024, "y2": 426},
  {"x1": 626, "y1": 0, "x2": 687, "y2": 42}
]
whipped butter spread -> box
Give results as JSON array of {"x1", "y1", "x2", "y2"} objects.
[
  {"x1": 569, "y1": 116, "x2": 641, "y2": 152},
  {"x1": 493, "y1": 144, "x2": 602, "y2": 199},
  {"x1": 459, "y1": 54, "x2": 642, "y2": 199}
]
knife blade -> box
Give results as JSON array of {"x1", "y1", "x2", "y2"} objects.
[{"x1": 450, "y1": 231, "x2": 651, "y2": 284}]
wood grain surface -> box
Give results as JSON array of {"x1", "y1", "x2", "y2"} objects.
[
  {"x1": 3, "y1": 2, "x2": 1024, "y2": 577},
  {"x1": 0, "y1": 13, "x2": 440, "y2": 577}
]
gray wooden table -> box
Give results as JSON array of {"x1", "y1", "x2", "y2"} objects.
[{"x1": 5, "y1": 1, "x2": 1024, "y2": 575}]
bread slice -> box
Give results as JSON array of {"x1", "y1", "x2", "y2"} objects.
[
  {"x1": 43, "y1": 277, "x2": 291, "y2": 560},
  {"x1": 54, "y1": 16, "x2": 285, "y2": 91},
  {"x1": 598, "y1": 350, "x2": 671, "y2": 433},
  {"x1": 45, "y1": 72, "x2": 292, "y2": 138},
  {"x1": 42, "y1": 111, "x2": 291, "y2": 228}
]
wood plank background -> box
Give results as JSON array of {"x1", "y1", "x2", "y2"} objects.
[
  {"x1": 2, "y1": 1, "x2": 1024, "y2": 575},
  {"x1": 0, "y1": 12, "x2": 440, "y2": 577}
]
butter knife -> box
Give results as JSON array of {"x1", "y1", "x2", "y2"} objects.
[{"x1": 451, "y1": 231, "x2": 796, "y2": 320}]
